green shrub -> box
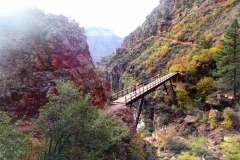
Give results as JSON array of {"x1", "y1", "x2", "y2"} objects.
[
  {"x1": 155, "y1": 103, "x2": 172, "y2": 113},
  {"x1": 126, "y1": 153, "x2": 145, "y2": 160},
  {"x1": 177, "y1": 152, "x2": 200, "y2": 160},
  {"x1": 209, "y1": 109, "x2": 218, "y2": 128},
  {"x1": 179, "y1": 127, "x2": 190, "y2": 137},
  {"x1": 168, "y1": 142, "x2": 190, "y2": 154},
  {"x1": 0, "y1": 112, "x2": 29, "y2": 160},
  {"x1": 145, "y1": 119, "x2": 155, "y2": 132},
  {"x1": 223, "y1": 107, "x2": 239, "y2": 129},
  {"x1": 156, "y1": 126, "x2": 176, "y2": 151},
  {"x1": 176, "y1": 83, "x2": 191, "y2": 109},
  {"x1": 220, "y1": 137, "x2": 240, "y2": 160},
  {"x1": 156, "y1": 113, "x2": 170, "y2": 126},
  {"x1": 198, "y1": 111, "x2": 209, "y2": 123},
  {"x1": 196, "y1": 77, "x2": 215, "y2": 97},
  {"x1": 129, "y1": 134, "x2": 147, "y2": 159},
  {"x1": 188, "y1": 136, "x2": 207, "y2": 156}
]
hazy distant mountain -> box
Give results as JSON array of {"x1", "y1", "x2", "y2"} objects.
[{"x1": 86, "y1": 26, "x2": 123, "y2": 63}]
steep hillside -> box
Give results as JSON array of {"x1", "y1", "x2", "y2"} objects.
[
  {"x1": 99, "y1": 0, "x2": 240, "y2": 90},
  {"x1": 0, "y1": 8, "x2": 107, "y2": 120},
  {"x1": 98, "y1": 1, "x2": 240, "y2": 158},
  {"x1": 86, "y1": 26, "x2": 123, "y2": 63}
]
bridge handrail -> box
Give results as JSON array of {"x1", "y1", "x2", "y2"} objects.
[
  {"x1": 111, "y1": 87, "x2": 132, "y2": 100},
  {"x1": 137, "y1": 73, "x2": 161, "y2": 86},
  {"x1": 111, "y1": 71, "x2": 178, "y2": 101},
  {"x1": 111, "y1": 73, "x2": 161, "y2": 101}
]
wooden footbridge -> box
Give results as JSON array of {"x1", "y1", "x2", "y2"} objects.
[{"x1": 111, "y1": 71, "x2": 179, "y2": 127}]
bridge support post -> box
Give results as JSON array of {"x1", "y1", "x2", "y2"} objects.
[
  {"x1": 129, "y1": 103, "x2": 133, "y2": 108},
  {"x1": 169, "y1": 80, "x2": 175, "y2": 96},
  {"x1": 135, "y1": 97, "x2": 144, "y2": 128},
  {"x1": 163, "y1": 83, "x2": 168, "y2": 95}
]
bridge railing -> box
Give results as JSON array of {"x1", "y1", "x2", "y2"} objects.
[
  {"x1": 111, "y1": 87, "x2": 132, "y2": 101},
  {"x1": 111, "y1": 72, "x2": 178, "y2": 102},
  {"x1": 123, "y1": 72, "x2": 177, "y2": 103},
  {"x1": 111, "y1": 73, "x2": 161, "y2": 101}
]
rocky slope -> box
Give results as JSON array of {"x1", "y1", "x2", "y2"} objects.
[
  {"x1": 0, "y1": 8, "x2": 107, "y2": 120},
  {"x1": 86, "y1": 26, "x2": 123, "y2": 63}
]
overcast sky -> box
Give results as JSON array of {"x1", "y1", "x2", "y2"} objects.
[{"x1": 0, "y1": 0, "x2": 159, "y2": 37}]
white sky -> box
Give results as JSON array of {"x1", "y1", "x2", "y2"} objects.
[{"x1": 0, "y1": 0, "x2": 159, "y2": 37}]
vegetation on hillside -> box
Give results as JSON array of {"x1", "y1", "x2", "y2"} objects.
[{"x1": 0, "y1": 81, "x2": 129, "y2": 160}]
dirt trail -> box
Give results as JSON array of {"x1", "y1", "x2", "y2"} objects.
[{"x1": 159, "y1": 36, "x2": 196, "y2": 46}]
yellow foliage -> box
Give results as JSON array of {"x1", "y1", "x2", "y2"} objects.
[
  {"x1": 177, "y1": 152, "x2": 200, "y2": 160},
  {"x1": 196, "y1": 77, "x2": 215, "y2": 97},
  {"x1": 156, "y1": 126, "x2": 176, "y2": 150},
  {"x1": 24, "y1": 138, "x2": 46, "y2": 160},
  {"x1": 192, "y1": 49, "x2": 217, "y2": 63},
  {"x1": 168, "y1": 49, "x2": 197, "y2": 74},
  {"x1": 174, "y1": 32, "x2": 182, "y2": 40},
  {"x1": 223, "y1": 107, "x2": 238, "y2": 129},
  {"x1": 176, "y1": 83, "x2": 191, "y2": 109},
  {"x1": 145, "y1": 59, "x2": 152, "y2": 67},
  {"x1": 220, "y1": 137, "x2": 240, "y2": 159},
  {"x1": 223, "y1": 119, "x2": 233, "y2": 130},
  {"x1": 209, "y1": 47, "x2": 219, "y2": 53},
  {"x1": 209, "y1": 109, "x2": 218, "y2": 128},
  {"x1": 156, "y1": 43, "x2": 170, "y2": 58},
  {"x1": 169, "y1": 64, "x2": 182, "y2": 72},
  {"x1": 201, "y1": 16, "x2": 208, "y2": 23}
]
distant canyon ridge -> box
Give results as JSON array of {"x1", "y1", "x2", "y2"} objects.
[{"x1": 85, "y1": 26, "x2": 123, "y2": 63}]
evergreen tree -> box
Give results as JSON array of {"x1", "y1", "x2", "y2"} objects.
[
  {"x1": 195, "y1": 34, "x2": 211, "y2": 52},
  {"x1": 214, "y1": 19, "x2": 240, "y2": 99}
]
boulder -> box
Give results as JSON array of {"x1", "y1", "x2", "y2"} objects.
[
  {"x1": 184, "y1": 115, "x2": 198, "y2": 124},
  {"x1": 105, "y1": 103, "x2": 136, "y2": 136}
]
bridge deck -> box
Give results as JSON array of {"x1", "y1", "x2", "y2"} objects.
[{"x1": 112, "y1": 72, "x2": 179, "y2": 104}]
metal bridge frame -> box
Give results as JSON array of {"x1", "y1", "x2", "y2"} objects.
[{"x1": 111, "y1": 71, "x2": 179, "y2": 127}]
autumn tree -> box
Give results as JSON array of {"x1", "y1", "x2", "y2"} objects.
[
  {"x1": 196, "y1": 77, "x2": 215, "y2": 99},
  {"x1": 176, "y1": 83, "x2": 191, "y2": 109},
  {"x1": 214, "y1": 19, "x2": 240, "y2": 99}
]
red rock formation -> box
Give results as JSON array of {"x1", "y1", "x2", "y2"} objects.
[
  {"x1": 159, "y1": 22, "x2": 172, "y2": 32},
  {"x1": 0, "y1": 10, "x2": 107, "y2": 120}
]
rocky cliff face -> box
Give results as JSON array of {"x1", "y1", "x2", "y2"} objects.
[{"x1": 0, "y1": 8, "x2": 106, "y2": 120}]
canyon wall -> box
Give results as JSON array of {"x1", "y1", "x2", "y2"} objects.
[{"x1": 0, "y1": 9, "x2": 106, "y2": 120}]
